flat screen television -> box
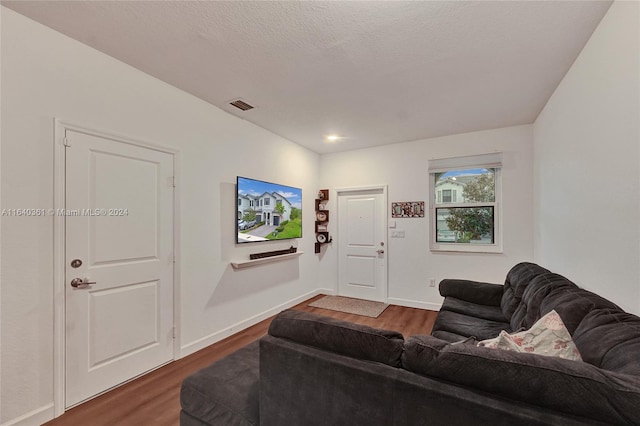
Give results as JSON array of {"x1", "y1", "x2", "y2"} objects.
[{"x1": 236, "y1": 176, "x2": 303, "y2": 244}]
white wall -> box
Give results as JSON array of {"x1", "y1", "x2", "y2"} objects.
[
  {"x1": 533, "y1": 0, "x2": 640, "y2": 314},
  {"x1": 319, "y1": 125, "x2": 535, "y2": 310},
  {"x1": 0, "y1": 8, "x2": 319, "y2": 424}
]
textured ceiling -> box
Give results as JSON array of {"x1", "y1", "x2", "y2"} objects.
[{"x1": 3, "y1": 1, "x2": 612, "y2": 154}]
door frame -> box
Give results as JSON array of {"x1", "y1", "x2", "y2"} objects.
[
  {"x1": 52, "y1": 119, "x2": 181, "y2": 416},
  {"x1": 335, "y1": 185, "x2": 389, "y2": 303}
]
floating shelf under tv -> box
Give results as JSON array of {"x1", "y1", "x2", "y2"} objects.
[{"x1": 230, "y1": 251, "x2": 304, "y2": 269}]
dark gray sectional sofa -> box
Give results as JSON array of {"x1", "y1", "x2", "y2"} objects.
[{"x1": 180, "y1": 262, "x2": 640, "y2": 425}]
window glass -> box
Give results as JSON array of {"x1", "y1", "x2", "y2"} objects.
[
  {"x1": 435, "y1": 206, "x2": 494, "y2": 244},
  {"x1": 433, "y1": 168, "x2": 496, "y2": 245}
]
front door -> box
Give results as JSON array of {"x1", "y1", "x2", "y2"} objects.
[
  {"x1": 64, "y1": 129, "x2": 175, "y2": 407},
  {"x1": 337, "y1": 188, "x2": 387, "y2": 302}
]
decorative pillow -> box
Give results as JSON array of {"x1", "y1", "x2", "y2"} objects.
[{"x1": 477, "y1": 310, "x2": 582, "y2": 361}]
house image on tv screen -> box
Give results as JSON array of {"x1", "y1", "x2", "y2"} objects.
[
  {"x1": 237, "y1": 177, "x2": 302, "y2": 243},
  {"x1": 239, "y1": 192, "x2": 291, "y2": 226}
]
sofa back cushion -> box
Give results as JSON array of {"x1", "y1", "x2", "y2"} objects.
[
  {"x1": 509, "y1": 272, "x2": 621, "y2": 335},
  {"x1": 268, "y1": 309, "x2": 404, "y2": 367},
  {"x1": 538, "y1": 287, "x2": 620, "y2": 335},
  {"x1": 500, "y1": 263, "x2": 550, "y2": 320},
  {"x1": 509, "y1": 273, "x2": 576, "y2": 331},
  {"x1": 573, "y1": 308, "x2": 640, "y2": 376}
]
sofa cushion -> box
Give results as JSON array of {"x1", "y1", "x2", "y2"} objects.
[
  {"x1": 431, "y1": 310, "x2": 511, "y2": 341},
  {"x1": 180, "y1": 340, "x2": 260, "y2": 426},
  {"x1": 441, "y1": 296, "x2": 507, "y2": 322},
  {"x1": 539, "y1": 287, "x2": 620, "y2": 335},
  {"x1": 509, "y1": 273, "x2": 576, "y2": 331},
  {"x1": 500, "y1": 262, "x2": 550, "y2": 320},
  {"x1": 439, "y1": 279, "x2": 504, "y2": 306},
  {"x1": 573, "y1": 308, "x2": 640, "y2": 376},
  {"x1": 478, "y1": 310, "x2": 582, "y2": 361},
  {"x1": 431, "y1": 329, "x2": 472, "y2": 343},
  {"x1": 402, "y1": 335, "x2": 640, "y2": 425},
  {"x1": 268, "y1": 309, "x2": 404, "y2": 367}
]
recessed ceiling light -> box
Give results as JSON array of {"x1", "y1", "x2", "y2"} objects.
[{"x1": 326, "y1": 135, "x2": 340, "y2": 142}]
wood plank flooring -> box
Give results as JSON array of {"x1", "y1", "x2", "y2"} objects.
[{"x1": 44, "y1": 295, "x2": 437, "y2": 425}]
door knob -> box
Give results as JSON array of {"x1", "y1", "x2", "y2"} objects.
[
  {"x1": 376, "y1": 249, "x2": 385, "y2": 255},
  {"x1": 70, "y1": 277, "x2": 96, "y2": 289}
]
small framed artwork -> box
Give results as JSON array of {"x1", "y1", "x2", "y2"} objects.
[{"x1": 391, "y1": 201, "x2": 425, "y2": 218}]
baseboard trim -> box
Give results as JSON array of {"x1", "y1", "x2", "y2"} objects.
[
  {"x1": 387, "y1": 297, "x2": 442, "y2": 312},
  {"x1": 1, "y1": 403, "x2": 54, "y2": 426},
  {"x1": 180, "y1": 288, "x2": 335, "y2": 357},
  {"x1": 316, "y1": 288, "x2": 337, "y2": 297}
]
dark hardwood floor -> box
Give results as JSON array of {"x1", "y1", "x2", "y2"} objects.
[{"x1": 44, "y1": 294, "x2": 437, "y2": 425}]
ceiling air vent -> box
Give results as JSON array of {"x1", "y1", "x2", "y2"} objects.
[{"x1": 229, "y1": 99, "x2": 254, "y2": 111}]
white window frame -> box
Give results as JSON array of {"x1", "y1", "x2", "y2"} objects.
[{"x1": 429, "y1": 153, "x2": 503, "y2": 253}]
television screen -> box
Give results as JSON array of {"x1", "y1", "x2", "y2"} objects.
[{"x1": 237, "y1": 176, "x2": 303, "y2": 244}]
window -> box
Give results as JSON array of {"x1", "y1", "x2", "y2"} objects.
[
  {"x1": 429, "y1": 153, "x2": 502, "y2": 253},
  {"x1": 441, "y1": 189, "x2": 457, "y2": 203}
]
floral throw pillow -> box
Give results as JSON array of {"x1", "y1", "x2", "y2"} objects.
[{"x1": 477, "y1": 310, "x2": 582, "y2": 361}]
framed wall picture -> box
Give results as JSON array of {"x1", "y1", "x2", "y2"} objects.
[{"x1": 391, "y1": 201, "x2": 425, "y2": 218}]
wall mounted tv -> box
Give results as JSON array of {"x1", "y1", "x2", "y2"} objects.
[{"x1": 236, "y1": 176, "x2": 303, "y2": 244}]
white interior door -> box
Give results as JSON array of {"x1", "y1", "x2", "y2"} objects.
[
  {"x1": 337, "y1": 188, "x2": 387, "y2": 302},
  {"x1": 65, "y1": 129, "x2": 174, "y2": 407}
]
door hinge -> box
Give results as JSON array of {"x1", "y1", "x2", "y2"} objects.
[
  {"x1": 63, "y1": 137, "x2": 71, "y2": 147},
  {"x1": 172, "y1": 326, "x2": 176, "y2": 339},
  {"x1": 172, "y1": 176, "x2": 176, "y2": 188}
]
